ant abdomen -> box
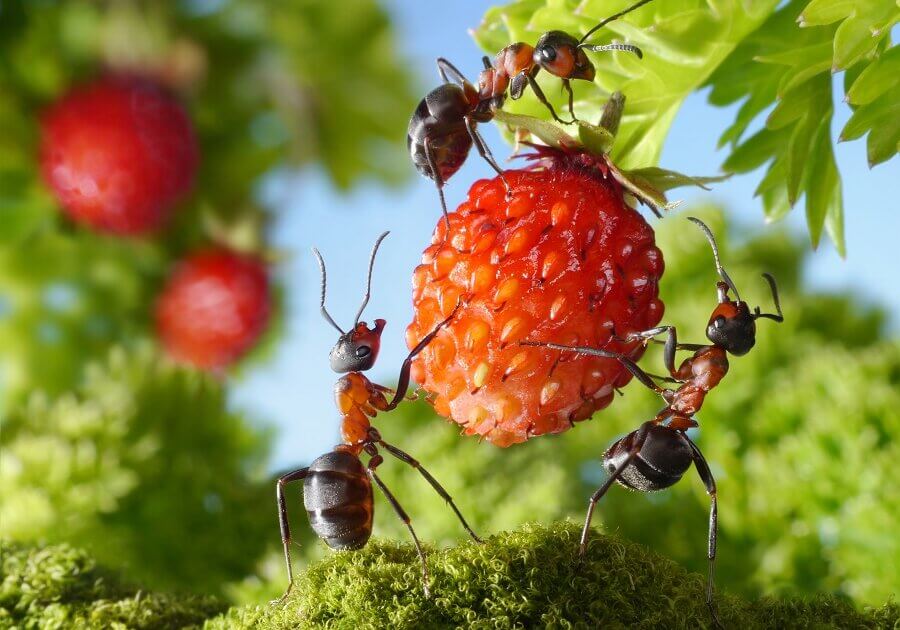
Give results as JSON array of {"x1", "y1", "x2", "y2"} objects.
[
  {"x1": 304, "y1": 451, "x2": 374, "y2": 550},
  {"x1": 604, "y1": 424, "x2": 693, "y2": 492}
]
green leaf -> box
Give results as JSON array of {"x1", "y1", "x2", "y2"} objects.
[
  {"x1": 722, "y1": 129, "x2": 784, "y2": 173},
  {"x1": 831, "y1": 2, "x2": 899, "y2": 70},
  {"x1": 803, "y1": 120, "x2": 837, "y2": 248},
  {"x1": 577, "y1": 120, "x2": 616, "y2": 155},
  {"x1": 624, "y1": 167, "x2": 730, "y2": 192},
  {"x1": 799, "y1": 0, "x2": 859, "y2": 26},
  {"x1": 840, "y1": 84, "x2": 900, "y2": 154},
  {"x1": 493, "y1": 109, "x2": 580, "y2": 150},
  {"x1": 473, "y1": 0, "x2": 779, "y2": 169},
  {"x1": 846, "y1": 45, "x2": 900, "y2": 105}
]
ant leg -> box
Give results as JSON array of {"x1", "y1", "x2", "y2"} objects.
[
  {"x1": 379, "y1": 439, "x2": 483, "y2": 543},
  {"x1": 520, "y1": 341, "x2": 670, "y2": 397},
  {"x1": 463, "y1": 117, "x2": 511, "y2": 196},
  {"x1": 423, "y1": 136, "x2": 451, "y2": 236},
  {"x1": 754, "y1": 273, "x2": 784, "y2": 322},
  {"x1": 386, "y1": 303, "x2": 461, "y2": 410},
  {"x1": 562, "y1": 79, "x2": 578, "y2": 122},
  {"x1": 615, "y1": 326, "x2": 695, "y2": 379},
  {"x1": 367, "y1": 466, "x2": 431, "y2": 598},
  {"x1": 271, "y1": 467, "x2": 309, "y2": 605},
  {"x1": 526, "y1": 70, "x2": 574, "y2": 124},
  {"x1": 686, "y1": 437, "x2": 722, "y2": 630},
  {"x1": 436, "y1": 57, "x2": 468, "y2": 86},
  {"x1": 578, "y1": 421, "x2": 652, "y2": 561}
]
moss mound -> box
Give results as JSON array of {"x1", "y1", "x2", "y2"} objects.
[
  {"x1": 206, "y1": 522, "x2": 898, "y2": 629},
  {"x1": 4, "y1": 525, "x2": 898, "y2": 629},
  {"x1": 0, "y1": 540, "x2": 225, "y2": 629}
]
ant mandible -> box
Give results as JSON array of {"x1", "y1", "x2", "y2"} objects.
[
  {"x1": 408, "y1": 0, "x2": 652, "y2": 229},
  {"x1": 522, "y1": 217, "x2": 783, "y2": 626},
  {"x1": 273, "y1": 231, "x2": 482, "y2": 603}
]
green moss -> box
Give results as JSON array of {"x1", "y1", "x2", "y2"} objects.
[
  {"x1": 205, "y1": 523, "x2": 899, "y2": 629},
  {"x1": 5, "y1": 527, "x2": 897, "y2": 629},
  {"x1": 0, "y1": 540, "x2": 225, "y2": 629}
]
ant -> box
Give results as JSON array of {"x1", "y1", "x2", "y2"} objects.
[
  {"x1": 521, "y1": 217, "x2": 783, "y2": 626},
  {"x1": 273, "y1": 231, "x2": 481, "y2": 603},
  {"x1": 408, "y1": 0, "x2": 652, "y2": 228},
  {"x1": 479, "y1": 0, "x2": 650, "y2": 125}
]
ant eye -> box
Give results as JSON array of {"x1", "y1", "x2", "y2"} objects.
[
  {"x1": 714, "y1": 316, "x2": 726, "y2": 329},
  {"x1": 355, "y1": 346, "x2": 371, "y2": 359},
  {"x1": 540, "y1": 46, "x2": 556, "y2": 62}
]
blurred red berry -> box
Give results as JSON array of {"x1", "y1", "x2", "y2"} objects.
[
  {"x1": 40, "y1": 76, "x2": 199, "y2": 235},
  {"x1": 407, "y1": 148, "x2": 665, "y2": 446},
  {"x1": 156, "y1": 250, "x2": 271, "y2": 370}
]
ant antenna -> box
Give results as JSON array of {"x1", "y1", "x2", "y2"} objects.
[
  {"x1": 687, "y1": 216, "x2": 742, "y2": 303},
  {"x1": 754, "y1": 273, "x2": 784, "y2": 322},
  {"x1": 354, "y1": 231, "x2": 390, "y2": 327},
  {"x1": 578, "y1": 0, "x2": 655, "y2": 45},
  {"x1": 312, "y1": 247, "x2": 345, "y2": 335},
  {"x1": 579, "y1": 43, "x2": 643, "y2": 59}
]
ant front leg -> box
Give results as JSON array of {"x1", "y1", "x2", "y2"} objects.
[
  {"x1": 379, "y1": 439, "x2": 483, "y2": 543},
  {"x1": 463, "y1": 117, "x2": 511, "y2": 197},
  {"x1": 366, "y1": 455, "x2": 431, "y2": 597},
  {"x1": 578, "y1": 421, "x2": 652, "y2": 562},
  {"x1": 561, "y1": 79, "x2": 578, "y2": 122},
  {"x1": 686, "y1": 437, "x2": 722, "y2": 629},
  {"x1": 619, "y1": 325, "x2": 707, "y2": 380},
  {"x1": 520, "y1": 341, "x2": 670, "y2": 398},
  {"x1": 386, "y1": 304, "x2": 460, "y2": 410},
  {"x1": 525, "y1": 68, "x2": 574, "y2": 124},
  {"x1": 436, "y1": 57, "x2": 468, "y2": 86},
  {"x1": 272, "y1": 467, "x2": 309, "y2": 604}
]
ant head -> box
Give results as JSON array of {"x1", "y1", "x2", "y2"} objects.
[
  {"x1": 689, "y1": 217, "x2": 784, "y2": 356},
  {"x1": 705, "y1": 293, "x2": 756, "y2": 356},
  {"x1": 313, "y1": 231, "x2": 390, "y2": 374},
  {"x1": 533, "y1": 31, "x2": 595, "y2": 81},
  {"x1": 329, "y1": 319, "x2": 386, "y2": 373}
]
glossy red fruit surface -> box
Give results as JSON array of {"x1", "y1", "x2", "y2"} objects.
[
  {"x1": 407, "y1": 150, "x2": 665, "y2": 446},
  {"x1": 40, "y1": 76, "x2": 198, "y2": 235},
  {"x1": 156, "y1": 250, "x2": 270, "y2": 370}
]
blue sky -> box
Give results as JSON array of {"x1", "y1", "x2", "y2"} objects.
[{"x1": 232, "y1": 1, "x2": 899, "y2": 470}]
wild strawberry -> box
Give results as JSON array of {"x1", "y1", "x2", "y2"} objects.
[
  {"x1": 406, "y1": 148, "x2": 665, "y2": 446},
  {"x1": 40, "y1": 76, "x2": 199, "y2": 235},
  {"x1": 156, "y1": 249, "x2": 270, "y2": 370}
]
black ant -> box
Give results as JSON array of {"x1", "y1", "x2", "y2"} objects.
[
  {"x1": 408, "y1": 0, "x2": 652, "y2": 228},
  {"x1": 273, "y1": 231, "x2": 481, "y2": 602},
  {"x1": 521, "y1": 217, "x2": 783, "y2": 627}
]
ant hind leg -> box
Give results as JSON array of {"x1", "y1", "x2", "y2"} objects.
[
  {"x1": 423, "y1": 137, "x2": 452, "y2": 239},
  {"x1": 379, "y1": 439, "x2": 483, "y2": 543},
  {"x1": 271, "y1": 467, "x2": 310, "y2": 605},
  {"x1": 686, "y1": 437, "x2": 723, "y2": 630},
  {"x1": 367, "y1": 464, "x2": 431, "y2": 598}
]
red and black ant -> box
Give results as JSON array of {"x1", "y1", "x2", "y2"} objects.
[
  {"x1": 408, "y1": 0, "x2": 652, "y2": 227},
  {"x1": 522, "y1": 217, "x2": 783, "y2": 626},
  {"x1": 273, "y1": 231, "x2": 481, "y2": 602}
]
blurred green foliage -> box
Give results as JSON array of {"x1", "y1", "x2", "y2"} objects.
[
  {"x1": 1, "y1": 540, "x2": 226, "y2": 628},
  {"x1": 0, "y1": 0, "x2": 415, "y2": 405},
  {"x1": 473, "y1": 0, "x2": 898, "y2": 253},
  {"x1": 0, "y1": 343, "x2": 272, "y2": 594},
  {"x1": 357, "y1": 207, "x2": 899, "y2": 606}
]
